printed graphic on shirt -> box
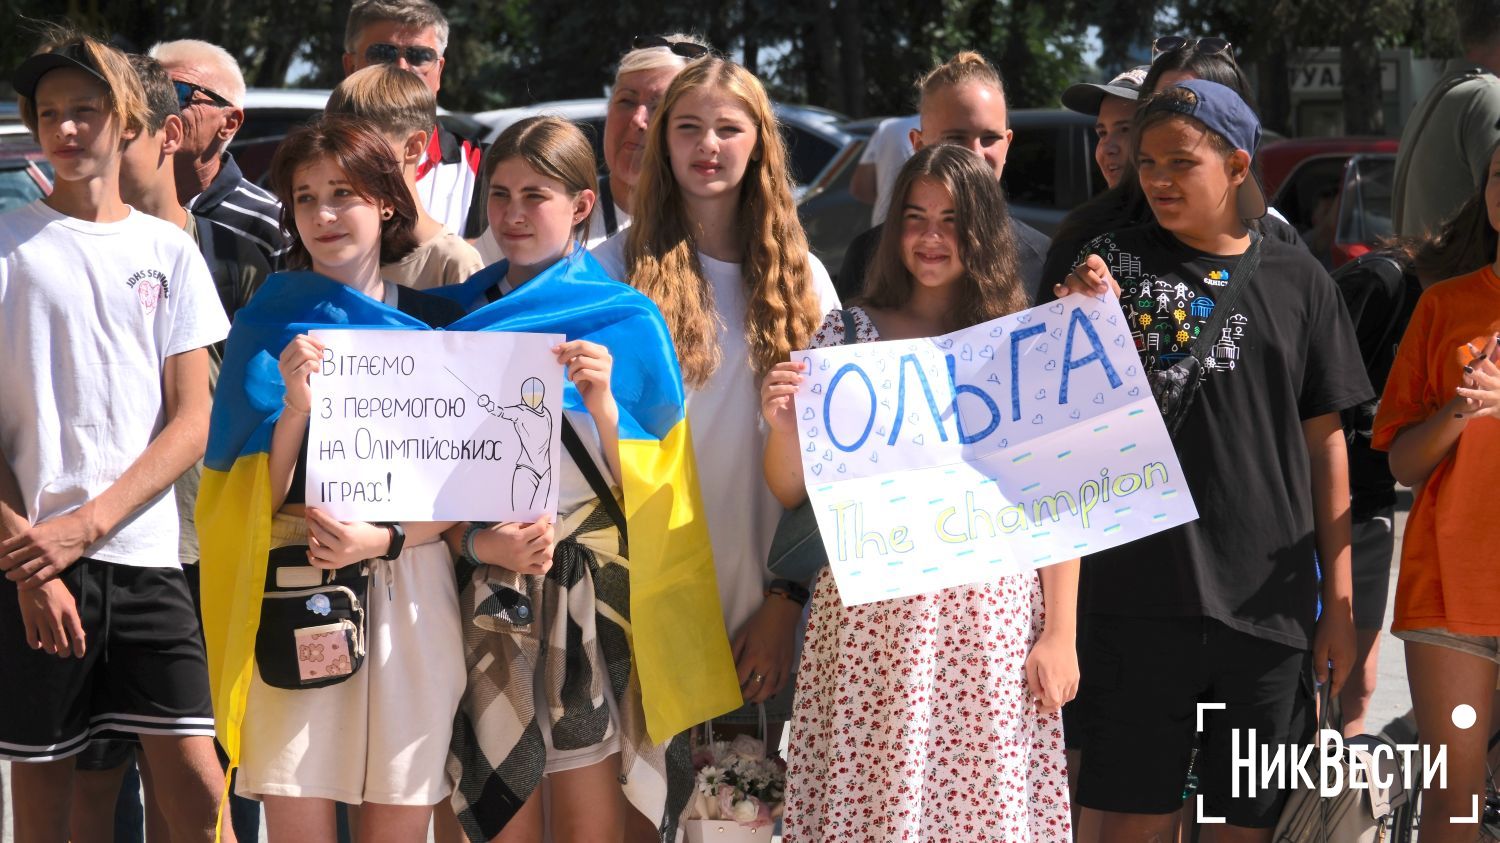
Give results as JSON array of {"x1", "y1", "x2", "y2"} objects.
[
  {"x1": 126, "y1": 268, "x2": 171, "y2": 314},
  {"x1": 1095, "y1": 235, "x2": 1247, "y2": 377}
]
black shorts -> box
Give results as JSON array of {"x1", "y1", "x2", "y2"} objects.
[
  {"x1": 0, "y1": 559, "x2": 215, "y2": 762},
  {"x1": 1350, "y1": 508, "x2": 1395, "y2": 631},
  {"x1": 1071, "y1": 615, "x2": 1313, "y2": 828}
]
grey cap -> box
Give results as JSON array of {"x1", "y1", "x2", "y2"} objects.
[
  {"x1": 1061, "y1": 66, "x2": 1149, "y2": 116},
  {"x1": 12, "y1": 42, "x2": 109, "y2": 100}
]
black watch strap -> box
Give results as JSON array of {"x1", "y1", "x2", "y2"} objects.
[{"x1": 378, "y1": 522, "x2": 405, "y2": 560}]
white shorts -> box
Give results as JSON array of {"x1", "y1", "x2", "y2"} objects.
[{"x1": 237, "y1": 515, "x2": 466, "y2": 805}]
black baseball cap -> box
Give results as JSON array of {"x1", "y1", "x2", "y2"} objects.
[{"x1": 12, "y1": 41, "x2": 109, "y2": 100}]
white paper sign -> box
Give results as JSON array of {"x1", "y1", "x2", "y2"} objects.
[
  {"x1": 307, "y1": 329, "x2": 564, "y2": 522},
  {"x1": 796, "y1": 292, "x2": 1199, "y2": 605}
]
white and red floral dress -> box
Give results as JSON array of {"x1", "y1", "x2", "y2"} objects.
[{"x1": 783, "y1": 307, "x2": 1073, "y2": 843}]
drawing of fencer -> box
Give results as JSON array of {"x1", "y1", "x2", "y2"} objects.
[{"x1": 497, "y1": 377, "x2": 552, "y2": 510}]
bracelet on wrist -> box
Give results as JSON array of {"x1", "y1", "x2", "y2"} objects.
[
  {"x1": 766, "y1": 578, "x2": 810, "y2": 607},
  {"x1": 463, "y1": 523, "x2": 484, "y2": 563},
  {"x1": 282, "y1": 395, "x2": 311, "y2": 415}
]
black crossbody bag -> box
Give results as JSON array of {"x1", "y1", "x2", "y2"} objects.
[
  {"x1": 1148, "y1": 232, "x2": 1261, "y2": 435},
  {"x1": 256, "y1": 546, "x2": 369, "y2": 690}
]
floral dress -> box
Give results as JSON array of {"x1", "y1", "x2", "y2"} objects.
[{"x1": 783, "y1": 307, "x2": 1073, "y2": 843}]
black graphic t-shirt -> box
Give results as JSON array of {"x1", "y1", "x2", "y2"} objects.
[{"x1": 1078, "y1": 223, "x2": 1373, "y2": 648}]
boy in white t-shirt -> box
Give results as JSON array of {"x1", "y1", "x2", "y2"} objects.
[{"x1": 0, "y1": 34, "x2": 229, "y2": 841}]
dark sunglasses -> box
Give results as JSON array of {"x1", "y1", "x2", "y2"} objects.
[
  {"x1": 173, "y1": 79, "x2": 233, "y2": 110},
  {"x1": 631, "y1": 35, "x2": 710, "y2": 59},
  {"x1": 363, "y1": 42, "x2": 441, "y2": 69},
  {"x1": 1151, "y1": 36, "x2": 1233, "y2": 58}
]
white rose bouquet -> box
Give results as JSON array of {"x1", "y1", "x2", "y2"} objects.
[{"x1": 684, "y1": 734, "x2": 786, "y2": 830}]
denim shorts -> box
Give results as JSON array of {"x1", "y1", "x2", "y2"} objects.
[{"x1": 1393, "y1": 626, "x2": 1500, "y2": 666}]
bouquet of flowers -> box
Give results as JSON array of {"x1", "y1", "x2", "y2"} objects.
[{"x1": 684, "y1": 733, "x2": 786, "y2": 831}]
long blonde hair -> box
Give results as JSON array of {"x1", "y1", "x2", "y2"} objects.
[{"x1": 624, "y1": 58, "x2": 821, "y2": 388}]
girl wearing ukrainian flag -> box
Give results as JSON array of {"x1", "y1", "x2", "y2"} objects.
[
  {"x1": 590, "y1": 56, "x2": 841, "y2": 743},
  {"x1": 213, "y1": 115, "x2": 470, "y2": 841},
  {"x1": 434, "y1": 116, "x2": 738, "y2": 843}
]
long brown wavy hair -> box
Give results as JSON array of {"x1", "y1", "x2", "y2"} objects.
[
  {"x1": 624, "y1": 57, "x2": 821, "y2": 388},
  {"x1": 859, "y1": 145, "x2": 1029, "y2": 329}
]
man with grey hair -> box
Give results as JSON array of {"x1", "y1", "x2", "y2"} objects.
[
  {"x1": 1392, "y1": 0, "x2": 1500, "y2": 235},
  {"x1": 151, "y1": 39, "x2": 286, "y2": 265},
  {"x1": 343, "y1": 0, "x2": 484, "y2": 237}
]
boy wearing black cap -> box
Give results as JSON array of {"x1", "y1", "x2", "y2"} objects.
[
  {"x1": 0, "y1": 33, "x2": 228, "y2": 842},
  {"x1": 1062, "y1": 65, "x2": 1149, "y2": 189},
  {"x1": 1059, "y1": 80, "x2": 1372, "y2": 838}
]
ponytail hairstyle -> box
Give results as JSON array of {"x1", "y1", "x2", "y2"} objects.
[
  {"x1": 269, "y1": 115, "x2": 420, "y2": 270},
  {"x1": 18, "y1": 27, "x2": 149, "y2": 143},
  {"x1": 625, "y1": 57, "x2": 821, "y2": 388},
  {"x1": 916, "y1": 50, "x2": 1006, "y2": 110},
  {"x1": 483, "y1": 116, "x2": 599, "y2": 245},
  {"x1": 860, "y1": 145, "x2": 1028, "y2": 328}
]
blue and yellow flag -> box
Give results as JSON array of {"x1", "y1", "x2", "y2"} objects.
[{"x1": 199, "y1": 258, "x2": 738, "y2": 778}]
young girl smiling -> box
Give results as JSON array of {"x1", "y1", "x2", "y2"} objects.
[{"x1": 770, "y1": 144, "x2": 1078, "y2": 842}]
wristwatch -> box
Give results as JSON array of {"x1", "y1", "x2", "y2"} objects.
[{"x1": 377, "y1": 522, "x2": 405, "y2": 560}]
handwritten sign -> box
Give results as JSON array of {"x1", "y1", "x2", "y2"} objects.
[
  {"x1": 796, "y1": 293, "x2": 1198, "y2": 604},
  {"x1": 307, "y1": 329, "x2": 564, "y2": 522}
]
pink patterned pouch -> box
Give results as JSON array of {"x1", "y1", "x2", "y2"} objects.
[{"x1": 295, "y1": 622, "x2": 356, "y2": 682}]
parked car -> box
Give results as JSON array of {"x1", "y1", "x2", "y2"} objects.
[
  {"x1": 0, "y1": 136, "x2": 53, "y2": 214},
  {"x1": 1261, "y1": 137, "x2": 1399, "y2": 268},
  {"x1": 1002, "y1": 108, "x2": 1101, "y2": 235}
]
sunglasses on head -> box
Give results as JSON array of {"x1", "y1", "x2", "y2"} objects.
[
  {"x1": 1151, "y1": 36, "x2": 1233, "y2": 58},
  {"x1": 631, "y1": 35, "x2": 710, "y2": 59},
  {"x1": 174, "y1": 79, "x2": 233, "y2": 109},
  {"x1": 364, "y1": 42, "x2": 441, "y2": 69}
]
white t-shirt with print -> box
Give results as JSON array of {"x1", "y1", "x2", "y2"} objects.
[
  {"x1": 861, "y1": 115, "x2": 919, "y2": 226},
  {"x1": 0, "y1": 201, "x2": 230, "y2": 568},
  {"x1": 591, "y1": 233, "x2": 839, "y2": 638}
]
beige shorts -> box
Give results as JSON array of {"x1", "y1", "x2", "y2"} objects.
[
  {"x1": 1394, "y1": 626, "x2": 1500, "y2": 668},
  {"x1": 237, "y1": 515, "x2": 466, "y2": 805}
]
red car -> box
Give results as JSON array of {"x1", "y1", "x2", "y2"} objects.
[{"x1": 1259, "y1": 137, "x2": 1399, "y2": 268}]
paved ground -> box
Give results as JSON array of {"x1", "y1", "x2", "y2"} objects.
[{"x1": 0, "y1": 499, "x2": 1418, "y2": 842}]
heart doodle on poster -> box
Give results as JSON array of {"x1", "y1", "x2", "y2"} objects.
[
  {"x1": 1018, "y1": 313, "x2": 1033, "y2": 324},
  {"x1": 1037, "y1": 342, "x2": 1049, "y2": 353},
  {"x1": 811, "y1": 463, "x2": 823, "y2": 475},
  {"x1": 802, "y1": 407, "x2": 815, "y2": 420},
  {"x1": 1093, "y1": 393, "x2": 1104, "y2": 404},
  {"x1": 819, "y1": 359, "x2": 830, "y2": 371},
  {"x1": 961, "y1": 345, "x2": 973, "y2": 361},
  {"x1": 980, "y1": 345, "x2": 995, "y2": 359},
  {"x1": 987, "y1": 373, "x2": 1002, "y2": 384},
  {"x1": 913, "y1": 433, "x2": 925, "y2": 445},
  {"x1": 1129, "y1": 387, "x2": 1140, "y2": 396},
  {"x1": 1034, "y1": 388, "x2": 1047, "y2": 400},
  {"x1": 823, "y1": 450, "x2": 833, "y2": 462},
  {"x1": 1127, "y1": 365, "x2": 1138, "y2": 376},
  {"x1": 805, "y1": 441, "x2": 815, "y2": 452},
  {"x1": 1114, "y1": 335, "x2": 1126, "y2": 346},
  {"x1": 938, "y1": 338, "x2": 954, "y2": 349},
  {"x1": 807, "y1": 427, "x2": 819, "y2": 438},
  {"x1": 837, "y1": 463, "x2": 847, "y2": 473},
  {"x1": 1045, "y1": 360, "x2": 1057, "y2": 371},
  {"x1": 811, "y1": 383, "x2": 824, "y2": 394},
  {"x1": 1049, "y1": 302, "x2": 1065, "y2": 314},
  {"x1": 1032, "y1": 414, "x2": 1045, "y2": 424},
  {"x1": 1069, "y1": 409, "x2": 1081, "y2": 419},
  {"x1": 870, "y1": 452, "x2": 879, "y2": 462},
  {"x1": 990, "y1": 326, "x2": 1004, "y2": 337}
]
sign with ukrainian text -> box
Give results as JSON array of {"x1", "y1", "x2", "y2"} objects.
[
  {"x1": 306, "y1": 329, "x2": 564, "y2": 522},
  {"x1": 797, "y1": 293, "x2": 1198, "y2": 605}
]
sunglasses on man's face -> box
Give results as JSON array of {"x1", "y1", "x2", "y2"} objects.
[
  {"x1": 631, "y1": 35, "x2": 710, "y2": 59},
  {"x1": 174, "y1": 79, "x2": 233, "y2": 110},
  {"x1": 1151, "y1": 36, "x2": 1233, "y2": 58},
  {"x1": 364, "y1": 42, "x2": 441, "y2": 69}
]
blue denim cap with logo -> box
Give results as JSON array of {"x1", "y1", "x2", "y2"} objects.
[{"x1": 1144, "y1": 78, "x2": 1267, "y2": 219}]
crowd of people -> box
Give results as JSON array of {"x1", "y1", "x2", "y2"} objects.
[{"x1": 3, "y1": 0, "x2": 1500, "y2": 841}]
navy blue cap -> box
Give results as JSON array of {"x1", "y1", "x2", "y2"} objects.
[
  {"x1": 1144, "y1": 78, "x2": 1267, "y2": 219},
  {"x1": 12, "y1": 42, "x2": 109, "y2": 100}
]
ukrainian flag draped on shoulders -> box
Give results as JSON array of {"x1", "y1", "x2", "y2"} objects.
[{"x1": 199, "y1": 257, "x2": 738, "y2": 782}]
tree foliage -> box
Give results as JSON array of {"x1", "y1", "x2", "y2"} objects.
[{"x1": 0, "y1": 0, "x2": 1469, "y2": 125}]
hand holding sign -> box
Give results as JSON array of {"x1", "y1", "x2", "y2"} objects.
[
  {"x1": 761, "y1": 360, "x2": 808, "y2": 435},
  {"x1": 796, "y1": 292, "x2": 1198, "y2": 605},
  {"x1": 278, "y1": 334, "x2": 326, "y2": 415}
]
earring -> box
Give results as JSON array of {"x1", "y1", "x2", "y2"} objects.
[{"x1": 381, "y1": 209, "x2": 393, "y2": 220}]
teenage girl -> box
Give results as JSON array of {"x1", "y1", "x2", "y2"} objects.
[{"x1": 591, "y1": 57, "x2": 840, "y2": 734}]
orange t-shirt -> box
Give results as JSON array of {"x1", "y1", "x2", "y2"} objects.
[{"x1": 1372, "y1": 266, "x2": 1500, "y2": 634}]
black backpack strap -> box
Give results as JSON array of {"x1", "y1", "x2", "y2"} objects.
[
  {"x1": 1186, "y1": 231, "x2": 1262, "y2": 364},
  {"x1": 838, "y1": 308, "x2": 858, "y2": 343},
  {"x1": 599, "y1": 177, "x2": 619, "y2": 237},
  {"x1": 560, "y1": 417, "x2": 627, "y2": 545}
]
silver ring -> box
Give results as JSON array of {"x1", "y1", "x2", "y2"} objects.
[{"x1": 753, "y1": 673, "x2": 764, "y2": 683}]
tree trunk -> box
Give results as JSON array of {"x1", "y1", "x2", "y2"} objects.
[
  {"x1": 1341, "y1": 4, "x2": 1385, "y2": 134},
  {"x1": 808, "y1": 0, "x2": 841, "y2": 111},
  {"x1": 835, "y1": 0, "x2": 865, "y2": 116},
  {"x1": 741, "y1": 0, "x2": 759, "y2": 76},
  {"x1": 1257, "y1": 33, "x2": 1295, "y2": 137}
]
